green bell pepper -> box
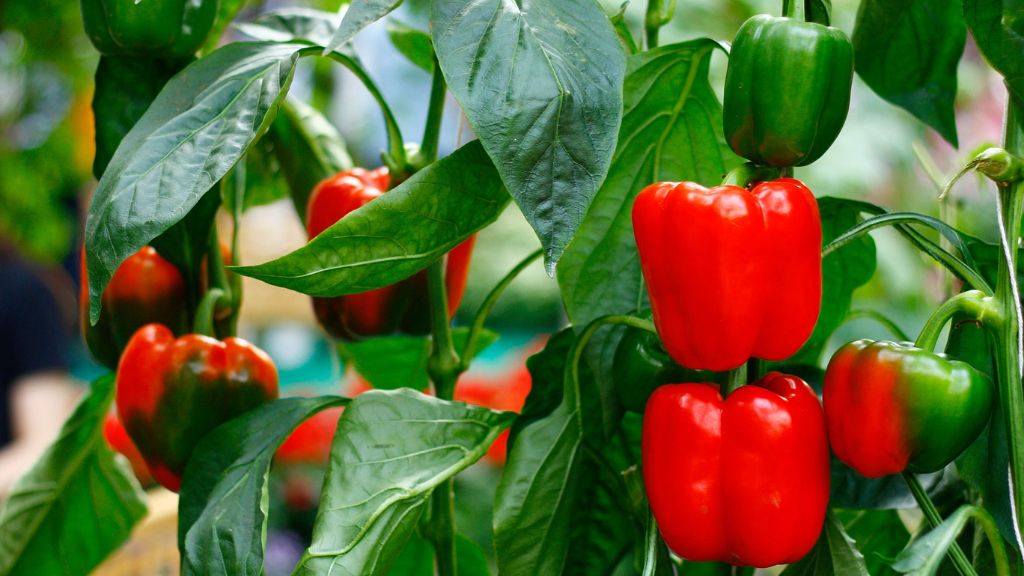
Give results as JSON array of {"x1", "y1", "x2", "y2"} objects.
[
  {"x1": 723, "y1": 13, "x2": 854, "y2": 167},
  {"x1": 81, "y1": 0, "x2": 218, "y2": 58}
]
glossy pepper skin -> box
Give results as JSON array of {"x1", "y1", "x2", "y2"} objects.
[
  {"x1": 306, "y1": 167, "x2": 475, "y2": 340},
  {"x1": 116, "y1": 324, "x2": 279, "y2": 491},
  {"x1": 81, "y1": 0, "x2": 218, "y2": 58},
  {"x1": 632, "y1": 179, "x2": 821, "y2": 371},
  {"x1": 824, "y1": 340, "x2": 994, "y2": 478},
  {"x1": 723, "y1": 14, "x2": 854, "y2": 167},
  {"x1": 81, "y1": 246, "x2": 188, "y2": 370},
  {"x1": 643, "y1": 373, "x2": 830, "y2": 567}
]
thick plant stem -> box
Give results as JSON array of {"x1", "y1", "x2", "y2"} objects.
[
  {"x1": 426, "y1": 259, "x2": 459, "y2": 576},
  {"x1": 903, "y1": 473, "x2": 977, "y2": 576},
  {"x1": 914, "y1": 290, "x2": 1000, "y2": 352},
  {"x1": 783, "y1": 0, "x2": 805, "y2": 21},
  {"x1": 193, "y1": 288, "x2": 225, "y2": 338},
  {"x1": 994, "y1": 101, "x2": 1024, "y2": 555},
  {"x1": 644, "y1": 0, "x2": 676, "y2": 49},
  {"x1": 419, "y1": 59, "x2": 447, "y2": 167}
]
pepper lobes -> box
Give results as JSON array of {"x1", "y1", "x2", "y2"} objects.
[
  {"x1": 306, "y1": 167, "x2": 475, "y2": 341},
  {"x1": 643, "y1": 373, "x2": 830, "y2": 567},
  {"x1": 81, "y1": 0, "x2": 218, "y2": 58},
  {"x1": 116, "y1": 324, "x2": 279, "y2": 492},
  {"x1": 81, "y1": 246, "x2": 188, "y2": 370},
  {"x1": 632, "y1": 178, "x2": 821, "y2": 371},
  {"x1": 723, "y1": 14, "x2": 854, "y2": 167},
  {"x1": 824, "y1": 340, "x2": 994, "y2": 478}
]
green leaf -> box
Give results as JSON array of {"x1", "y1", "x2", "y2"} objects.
[
  {"x1": 202, "y1": 0, "x2": 251, "y2": 54},
  {"x1": 293, "y1": 389, "x2": 514, "y2": 575},
  {"x1": 853, "y1": 0, "x2": 965, "y2": 146},
  {"x1": 85, "y1": 41, "x2": 310, "y2": 324},
  {"x1": 831, "y1": 462, "x2": 957, "y2": 510},
  {"x1": 963, "y1": 0, "x2": 1024, "y2": 110},
  {"x1": 558, "y1": 38, "x2": 736, "y2": 331},
  {"x1": 324, "y1": 0, "x2": 404, "y2": 54},
  {"x1": 432, "y1": 0, "x2": 626, "y2": 272},
  {"x1": 232, "y1": 141, "x2": 510, "y2": 296},
  {"x1": 345, "y1": 327, "x2": 499, "y2": 391},
  {"x1": 784, "y1": 197, "x2": 877, "y2": 366},
  {"x1": 494, "y1": 327, "x2": 636, "y2": 575},
  {"x1": 386, "y1": 21, "x2": 434, "y2": 73},
  {"x1": 781, "y1": 513, "x2": 870, "y2": 576},
  {"x1": 892, "y1": 506, "x2": 1007, "y2": 575},
  {"x1": 270, "y1": 97, "x2": 353, "y2": 223},
  {"x1": 609, "y1": 3, "x2": 639, "y2": 56},
  {"x1": 385, "y1": 533, "x2": 491, "y2": 576},
  {"x1": 838, "y1": 510, "x2": 912, "y2": 575},
  {"x1": 92, "y1": 56, "x2": 183, "y2": 178},
  {"x1": 234, "y1": 8, "x2": 342, "y2": 47},
  {"x1": 0, "y1": 376, "x2": 147, "y2": 576},
  {"x1": 179, "y1": 396, "x2": 346, "y2": 576}
]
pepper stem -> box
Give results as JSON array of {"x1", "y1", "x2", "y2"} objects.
[
  {"x1": 723, "y1": 363, "x2": 748, "y2": 398},
  {"x1": 721, "y1": 162, "x2": 781, "y2": 188},
  {"x1": 194, "y1": 288, "x2": 226, "y2": 338},
  {"x1": 783, "y1": 0, "x2": 805, "y2": 21},
  {"x1": 914, "y1": 290, "x2": 1000, "y2": 352}
]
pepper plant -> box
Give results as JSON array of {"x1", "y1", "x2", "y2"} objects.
[{"x1": 0, "y1": 0, "x2": 1023, "y2": 574}]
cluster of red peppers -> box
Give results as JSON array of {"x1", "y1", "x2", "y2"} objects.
[{"x1": 630, "y1": 4, "x2": 995, "y2": 568}]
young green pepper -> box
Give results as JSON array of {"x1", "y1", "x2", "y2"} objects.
[
  {"x1": 81, "y1": 0, "x2": 218, "y2": 58},
  {"x1": 722, "y1": 13, "x2": 854, "y2": 167},
  {"x1": 823, "y1": 340, "x2": 994, "y2": 478}
]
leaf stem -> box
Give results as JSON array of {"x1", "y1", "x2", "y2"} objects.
[
  {"x1": 914, "y1": 290, "x2": 1000, "y2": 352},
  {"x1": 461, "y1": 248, "x2": 544, "y2": 370},
  {"x1": 419, "y1": 57, "x2": 447, "y2": 168},
  {"x1": 723, "y1": 364, "x2": 747, "y2": 398},
  {"x1": 902, "y1": 472, "x2": 978, "y2": 576}
]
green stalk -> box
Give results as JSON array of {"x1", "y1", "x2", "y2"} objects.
[
  {"x1": 193, "y1": 288, "x2": 226, "y2": 338},
  {"x1": 425, "y1": 259, "x2": 459, "y2": 576},
  {"x1": 645, "y1": 0, "x2": 676, "y2": 49},
  {"x1": 914, "y1": 290, "x2": 1000, "y2": 352},
  {"x1": 723, "y1": 364, "x2": 748, "y2": 398},
  {"x1": 721, "y1": 162, "x2": 781, "y2": 188},
  {"x1": 903, "y1": 472, "x2": 977, "y2": 576},
  {"x1": 783, "y1": 0, "x2": 805, "y2": 21},
  {"x1": 418, "y1": 58, "x2": 447, "y2": 168},
  {"x1": 993, "y1": 102, "x2": 1024, "y2": 555}
]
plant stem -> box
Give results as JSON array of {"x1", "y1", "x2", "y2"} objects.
[
  {"x1": 419, "y1": 59, "x2": 447, "y2": 167},
  {"x1": 426, "y1": 259, "x2": 460, "y2": 576},
  {"x1": 783, "y1": 0, "x2": 805, "y2": 21},
  {"x1": 461, "y1": 248, "x2": 543, "y2": 370},
  {"x1": 645, "y1": 0, "x2": 676, "y2": 49},
  {"x1": 993, "y1": 100, "x2": 1024, "y2": 555},
  {"x1": 721, "y1": 161, "x2": 781, "y2": 188},
  {"x1": 903, "y1": 472, "x2": 978, "y2": 576},
  {"x1": 914, "y1": 290, "x2": 1000, "y2": 352},
  {"x1": 193, "y1": 288, "x2": 225, "y2": 338},
  {"x1": 723, "y1": 364, "x2": 747, "y2": 398}
]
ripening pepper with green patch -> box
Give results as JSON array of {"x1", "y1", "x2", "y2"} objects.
[
  {"x1": 81, "y1": 0, "x2": 218, "y2": 58},
  {"x1": 306, "y1": 167, "x2": 475, "y2": 341},
  {"x1": 723, "y1": 13, "x2": 854, "y2": 167},
  {"x1": 116, "y1": 323, "x2": 279, "y2": 491},
  {"x1": 823, "y1": 340, "x2": 994, "y2": 478},
  {"x1": 81, "y1": 246, "x2": 188, "y2": 370}
]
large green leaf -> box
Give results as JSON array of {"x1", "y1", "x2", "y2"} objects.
[
  {"x1": 179, "y1": 396, "x2": 346, "y2": 576},
  {"x1": 892, "y1": 506, "x2": 1008, "y2": 575},
  {"x1": 854, "y1": 0, "x2": 965, "y2": 146},
  {"x1": 432, "y1": 0, "x2": 626, "y2": 272},
  {"x1": 324, "y1": 0, "x2": 404, "y2": 54},
  {"x1": 345, "y1": 328, "x2": 498, "y2": 391},
  {"x1": 385, "y1": 533, "x2": 491, "y2": 576},
  {"x1": 387, "y1": 21, "x2": 434, "y2": 73},
  {"x1": 838, "y1": 510, "x2": 912, "y2": 575},
  {"x1": 781, "y1": 513, "x2": 870, "y2": 575},
  {"x1": 84, "y1": 41, "x2": 310, "y2": 323},
  {"x1": 558, "y1": 38, "x2": 737, "y2": 330},
  {"x1": 494, "y1": 326, "x2": 637, "y2": 576},
  {"x1": 233, "y1": 141, "x2": 510, "y2": 296},
  {"x1": 234, "y1": 7, "x2": 343, "y2": 47},
  {"x1": 963, "y1": 0, "x2": 1024, "y2": 109},
  {"x1": 292, "y1": 389, "x2": 514, "y2": 575},
  {"x1": 0, "y1": 376, "x2": 147, "y2": 576}
]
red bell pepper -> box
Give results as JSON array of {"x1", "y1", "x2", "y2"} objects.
[
  {"x1": 116, "y1": 324, "x2": 279, "y2": 491},
  {"x1": 632, "y1": 178, "x2": 821, "y2": 370},
  {"x1": 306, "y1": 167, "x2": 475, "y2": 340},
  {"x1": 643, "y1": 373, "x2": 829, "y2": 567}
]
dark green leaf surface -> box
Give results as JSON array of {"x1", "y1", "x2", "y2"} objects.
[
  {"x1": 0, "y1": 376, "x2": 147, "y2": 576},
  {"x1": 270, "y1": 97, "x2": 353, "y2": 223},
  {"x1": 344, "y1": 327, "x2": 498, "y2": 391},
  {"x1": 324, "y1": 0, "x2": 404, "y2": 55},
  {"x1": 785, "y1": 197, "x2": 877, "y2": 365},
  {"x1": 854, "y1": 0, "x2": 965, "y2": 146},
  {"x1": 234, "y1": 8, "x2": 342, "y2": 47},
  {"x1": 781, "y1": 513, "x2": 870, "y2": 575},
  {"x1": 293, "y1": 389, "x2": 513, "y2": 575},
  {"x1": 386, "y1": 21, "x2": 434, "y2": 73},
  {"x1": 838, "y1": 509, "x2": 912, "y2": 575},
  {"x1": 892, "y1": 506, "x2": 984, "y2": 575},
  {"x1": 432, "y1": 0, "x2": 626, "y2": 272},
  {"x1": 233, "y1": 141, "x2": 510, "y2": 296},
  {"x1": 385, "y1": 534, "x2": 491, "y2": 576},
  {"x1": 85, "y1": 41, "x2": 309, "y2": 323},
  {"x1": 831, "y1": 460, "x2": 957, "y2": 510},
  {"x1": 963, "y1": 0, "x2": 1024, "y2": 109},
  {"x1": 179, "y1": 396, "x2": 346, "y2": 576}
]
